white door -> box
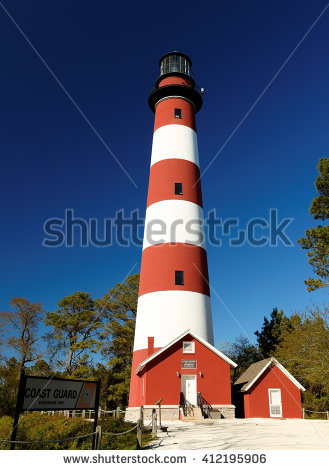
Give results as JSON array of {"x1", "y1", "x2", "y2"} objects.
[
  {"x1": 268, "y1": 388, "x2": 282, "y2": 417},
  {"x1": 181, "y1": 375, "x2": 197, "y2": 405}
]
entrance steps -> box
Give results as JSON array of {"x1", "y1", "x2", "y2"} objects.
[{"x1": 181, "y1": 406, "x2": 204, "y2": 421}]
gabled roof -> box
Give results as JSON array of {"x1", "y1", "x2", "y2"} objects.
[
  {"x1": 233, "y1": 357, "x2": 306, "y2": 392},
  {"x1": 135, "y1": 329, "x2": 237, "y2": 374}
]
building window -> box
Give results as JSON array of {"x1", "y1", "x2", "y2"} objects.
[
  {"x1": 174, "y1": 108, "x2": 182, "y2": 119},
  {"x1": 175, "y1": 270, "x2": 184, "y2": 285},
  {"x1": 183, "y1": 341, "x2": 195, "y2": 353},
  {"x1": 175, "y1": 182, "x2": 183, "y2": 195}
]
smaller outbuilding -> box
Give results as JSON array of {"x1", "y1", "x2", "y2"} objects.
[{"x1": 232, "y1": 358, "x2": 305, "y2": 419}]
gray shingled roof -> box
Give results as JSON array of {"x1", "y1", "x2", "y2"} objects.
[{"x1": 233, "y1": 358, "x2": 273, "y2": 392}]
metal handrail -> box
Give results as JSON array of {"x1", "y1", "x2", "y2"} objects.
[
  {"x1": 179, "y1": 392, "x2": 187, "y2": 417},
  {"x1": 197, "y1": 392, "x2": 213, "y2": 418}
]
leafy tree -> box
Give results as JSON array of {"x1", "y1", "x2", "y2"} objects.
[
  {"x1": 298, "y1": 158, "x2": 329, "y2": 291},
  {"x1": 96, "y1": 273, "x2": 139, "y2": 406},
  {"x1": 45, "y1": 292, "x2": 102, "y2": 376},
  {"x1": 0, "y1": 297, "x2": 44, "y2": 373},
  {"x1": 0, "y1": 357, "x2": 20, "y2": 417},
  {"x1": 254, "y1": 307, "x2": 290, "y2": 357},
  {"x1": 275, "y1": 306, "x2": 329, "y2": 409},
  {"x1": 221, "y1": 335, "x2": 263, "y2": 382}
]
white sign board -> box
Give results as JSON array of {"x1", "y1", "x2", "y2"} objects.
[{"x1": 22, "y1": 376, "x2": 97, "y2": 411}]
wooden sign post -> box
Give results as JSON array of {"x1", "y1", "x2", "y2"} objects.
[{"x1": 10, "y1": 370, "x2": 26, "y2": 450}]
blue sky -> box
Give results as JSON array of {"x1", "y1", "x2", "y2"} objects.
[{"x1": 1, "y1": 0, "x2": 329, "y2": 353}]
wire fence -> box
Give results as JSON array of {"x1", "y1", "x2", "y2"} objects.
[
  {"x1": 302, "y1": 408, "x2": 329, "y2": 419},
  {"x1": 0, "y1": 432, "x2": 96, "y2": 445},
  {"x1": 103, "y1": 424, "x2": 138, "y2": 436},
  {"x1": 39, "y1": 406, "x2": 124, "y2": 420}
]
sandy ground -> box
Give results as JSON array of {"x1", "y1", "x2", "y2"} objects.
[{"x1": 148, "y1": 418, "x2": 329, "y2": 450}]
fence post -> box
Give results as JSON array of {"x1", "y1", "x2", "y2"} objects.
[
  {"x1": 152, "y1": 409, "x2": 157, "y2": 438},
  {"x1": 158, "y1": 403, "x2": 161, "y2": 428},
  {"x1": 82, "y1": 410, "x2": 86, "y2": 419},
  {"x1": 327, "y1": 411, "x2": 329, "y2": 420},
  {"x1": 95, "y1": 425, "x2": 102, "y2": 450},
  {"x1": 140, "y1": 405, "x2": 144, "y2": 426},
  {"x1": 302, "y1": 408, "x2": 305, "y2": 419},
  {"x1": 136, "y1": 419, "x2": 142, "y2": 450},
  {"x1": 116, "y1": 406, "x2": 121, "y2": 419}
]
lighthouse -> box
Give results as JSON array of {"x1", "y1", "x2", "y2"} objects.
[{"x1": 125, "y1": 52, "x2": 236, "y2": 421}]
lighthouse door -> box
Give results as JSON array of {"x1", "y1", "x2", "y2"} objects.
[{"x1": 181, "y1": 375, "x2": 197, "y2": 405}]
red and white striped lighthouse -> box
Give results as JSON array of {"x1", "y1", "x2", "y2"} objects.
[{"x1": 126, "y1": 53, "x2": 236, "y2": 420}]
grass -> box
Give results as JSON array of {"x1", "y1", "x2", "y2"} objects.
[
  {"x1": 0, "y1": 413, "x2": 153, "y2": 450},
  {"x1": 304, "y1": 412, "x2": 329, "y2": 420}
]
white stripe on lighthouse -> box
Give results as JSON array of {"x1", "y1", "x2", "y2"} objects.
[
  {"x1": 150, "y1": 124, "x2": 199, "y2": 167},
  {"x1": 142, "y1": 199, "x2": 206, "y2": 250},
  {"x1": 133, "y1": 290, "x2": 214, "y2": 351}
]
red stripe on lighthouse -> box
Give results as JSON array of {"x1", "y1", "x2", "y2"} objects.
[
  {"x1": 146, "y1": 159, "x2": 203, "y2": 208},
  {"x1": 138, "y1": 243, "x2": 210, "y2": 297},
  {"x1": 154, "y1": 98, "x2": 196, "y2": 132},
  {"x1": 158, "y1": 76, "x2": 194, "y2": 88}
]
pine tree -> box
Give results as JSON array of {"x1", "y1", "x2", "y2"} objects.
[
  {"x1": 221, "y1": 335, "x2": 263, "y2": 382},
  {"x1": 254, "y1": 307, "x2": 290, "y2": 357},
  {"x1": 45, "y1": 292, "x2": 101, "y2": 376},
  {"x1": 298, "y1": 158, "x2": 329, "y2": 291},
  {"x1": 96, "y1": 273, "x2": 139, "y2": 406}
]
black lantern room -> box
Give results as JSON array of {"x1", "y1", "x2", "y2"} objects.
[{"x1": 148, "y1": 51, "x2": 203, "y2": 113}]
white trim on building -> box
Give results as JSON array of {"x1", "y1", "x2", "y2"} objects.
[
  {"x1": 135, "y1": 329, "x2": 237, "y2": 374},
  {"x1": 244, "y1": 358, "x2": 306, "y2": 392}
]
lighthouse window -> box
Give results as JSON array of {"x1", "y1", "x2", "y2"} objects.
[
  {"x1": 174, "y1": 108, "x2": 182, "y2": 119},
  {"x1": 175, "y1": 270, "x2": 184, "y2": 285},
  {"x1": 175, "y1": 183, "x2": 183, "y2": 195}
]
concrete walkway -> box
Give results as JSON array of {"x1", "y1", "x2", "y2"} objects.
[{"x1": 148, "y1": 418, "x2": 329, "y2": 450}]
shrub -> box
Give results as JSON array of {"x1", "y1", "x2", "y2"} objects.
[{"x1": 0, "y1": 413, "x2": 152, "y2": 450}]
